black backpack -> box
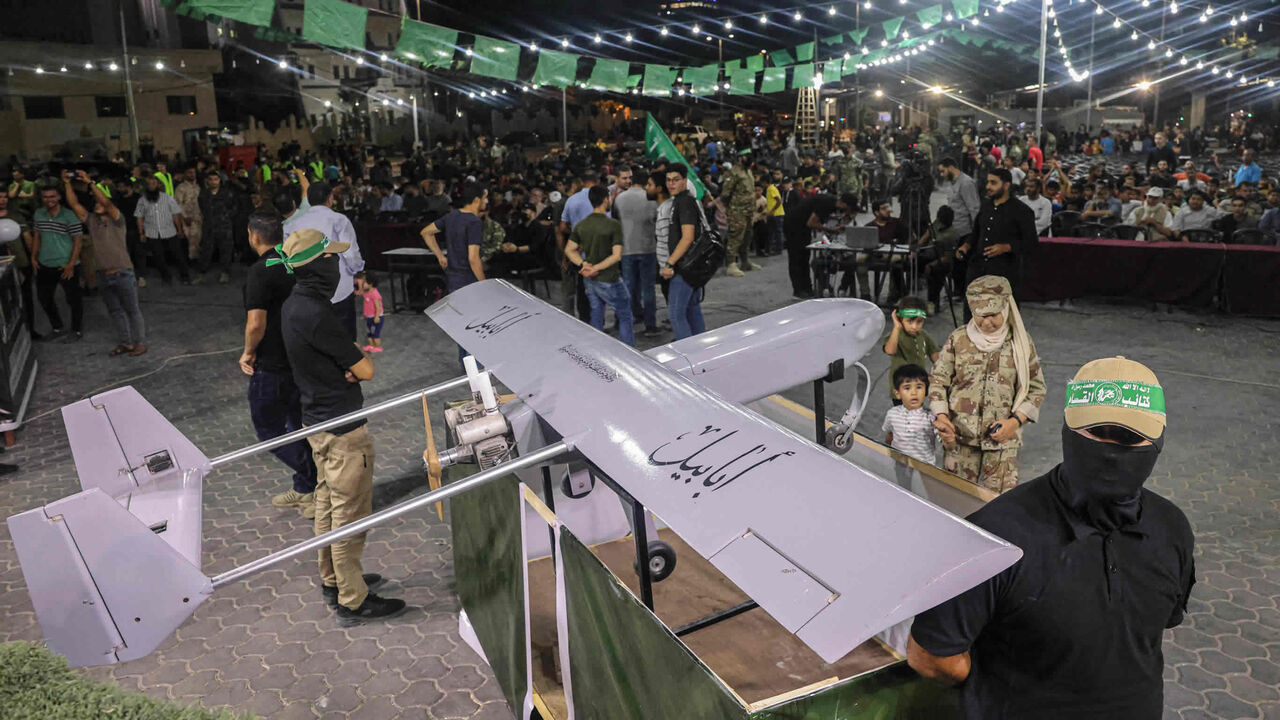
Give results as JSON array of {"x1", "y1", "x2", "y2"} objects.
[{"x1": 673, "y1": 198, "x2": 726, "y2": 289}]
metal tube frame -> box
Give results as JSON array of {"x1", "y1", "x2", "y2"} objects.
[
  {"x1": 579, "y1": 457, "x2": 656, "y2": 611},
  {"x1": 211, "y1": 440, "x2": 572, "y2": 589},
  {"x1": 674, "y1": 600, "x2": 759, "y2": 637},
  {"x1": 209, "y1": 375, "x2": 470, "y2": 468}
]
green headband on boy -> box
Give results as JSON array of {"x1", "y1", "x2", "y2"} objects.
[
  {"x1": 264, "y1": 234, "x2": 333, "y2": 275},
  {"x1": 898, "y1": 308, "x2": 927, "y2": 319},
  {"x1": 1065, "y1": 380, "x2": 1166, "y2": 415}
]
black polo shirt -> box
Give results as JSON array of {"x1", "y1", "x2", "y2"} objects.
[
  {"x1": 281, "y1": 284, "x2": 366, "y2": 434},
  {"x1": 970, "y1": 194, "x2": 1038, "y2": 292},
  {"x1": 911, "y1": 466, "x2": 1195, "y2": 720},
  {"x1": 243, "y1": 248, "x2": 294, "y2": 374}
]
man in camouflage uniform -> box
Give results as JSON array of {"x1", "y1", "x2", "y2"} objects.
[
  {"x1": 930, "y1": 275, "x2": 1046, "y2": 493},
  {"x1": 479, "y1": 211, "x2": 506, "y2": 263},
  {"x1": 834, "y1": 145, "x2": 865, "y2": 206},
  {"x1": 719, "y1": 153, "x2": 758, "y2": 277}
]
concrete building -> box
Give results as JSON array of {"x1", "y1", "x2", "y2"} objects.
[{"x1": 0, "y1": 42, "x2": 222, "y2": 163}]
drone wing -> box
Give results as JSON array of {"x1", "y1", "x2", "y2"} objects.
[{"x1": 428, "y1": 280, "x2": 1021, "y2": 663}]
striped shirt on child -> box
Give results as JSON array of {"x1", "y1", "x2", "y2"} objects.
[{"x1": 881, "y1": 405, "x2": 940, "y2": 466}]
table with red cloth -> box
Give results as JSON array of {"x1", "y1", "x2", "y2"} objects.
[{"x1": 1021, "y1": 237, "x2": 1280, "y2": 316}]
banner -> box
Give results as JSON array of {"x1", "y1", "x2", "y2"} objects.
[
  {"x1": 643, "y1": 117, "x2": 707, "y2": 200},
  {"x1": 182, "y1": 0, "x2": 274, "y2": 26},
  {"x1": 883, "y1": 16, "x2": 905, "y2": 40},
  {"x1": 302, "y1": 0, "x2": 366, "y2": 49},
  {"x1": 395, "y1": 18, "x2": 458, "y2": 68},
  {"x1": 953, "y1": 0, "x2": 980, "y2": 19},
  {"x1": 683, "y1": 64, "x2": 720, "y2": 96},
  {"x1": 796, "y1": 42, "x2": 816, "y2": 62},
  {"x1": 531, "y1": 49, "x2": 579, "y2": 88},
  {"x1": 745, "y1": 54, "x2": 764, "y2": 72},
  {"x1": 761, "y1": 66, "x2": 787, "y2": 94},
  {"x1": 849, "y1": 28, "x2": 870, "y2": 44},
  {"x1": 471, "y1": 36, "x2": 520, "y2": 81},
  {"x1": 729, "y1": 72, "x2": 756, "y2": 95},
  {"x1": 769, "y1": 48, "x2": 796, "y2": 67},
  {"x1": 792, "y1": 63, "x2": 815, "y2": 89},
  {"x1": 823, "y1": 62, "x2": 843, "y2": 86},
  {"x1": 643, "y1": 64, "x2": 677, "y2": 96},
  {"x1": 917, "y1": 4, "x2": 944, "y2": 28},
  {"x1": 588, "y1": 58, "x2": 629, "y2": 92}
]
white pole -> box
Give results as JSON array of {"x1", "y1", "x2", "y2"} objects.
[
  {"x1": 561, "y1": 87, "x2": 568, "y2": 148},
  {"x1": 120, "y1": 3, "x2": 141, "y2": 161},
  {"x1": 412, "y1": 94, "x2": 420, "y2": 150},
  {"x1": 1085, "y1": 10, "x2": 1096, "y2": 132},
  {"x1": 1034, "y1": 0, "x2": 1050, "y2": 142}
]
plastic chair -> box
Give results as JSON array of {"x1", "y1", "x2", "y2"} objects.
[
  {"x1": 1229, "y1": 228, "x2": 1271, "y2": 246},
  {"x1": 1076, "y1": 222, "x2": 1116, "y2": 239},
  {"x1": 1051, "y1": 211, "x2": 1082, "y2": 237},
  {"x1": 1182, "y1": 229, "x2": 1223, "y2": 244},
  {"x1": 1111, "y1": 224, "x2": 1143, "y2": 241}
]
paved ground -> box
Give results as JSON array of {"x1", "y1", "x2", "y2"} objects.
[{"x1": 2, "y1": 222, "x2": 1280, "y2": 719}]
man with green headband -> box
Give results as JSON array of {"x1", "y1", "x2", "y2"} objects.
[
  {"x1": 909, "y1": 356, "x2": 1194, "y2": 720},
  {"x1": 281, "y1": 228, "x2": 405, "y2": 625}
]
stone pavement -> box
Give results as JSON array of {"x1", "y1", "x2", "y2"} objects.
[{"x1": 1, "y1": 236, "x2": 1279, "y2": 719}]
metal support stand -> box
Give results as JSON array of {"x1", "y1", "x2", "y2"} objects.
[
  {"x1": 813, "y1": 379, "x2": 826, "y2": 445},
  {"x1": 541, "y1": 465, "x2": 557, "y2": 566},
  {"x1": 580, "y1": 459, "x2": 656, "y2": 611},
  {"x1": 674, "y1": 600, "x2": 759, "y2": 637}
]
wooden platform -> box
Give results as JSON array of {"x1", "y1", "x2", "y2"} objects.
[{"x1": 526, "y1": 529, "x2": 897, "y2": 718}]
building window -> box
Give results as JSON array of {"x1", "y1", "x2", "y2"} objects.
[
  {"x1": 308, "y1": 64, "x2": 315, "y2": 78},
  {"x1": 94, "y1": 95, "x2": 128, "y2": 117},
  {"x1": 343, "y1": 65, "x2": 351, "y2": 79},
  {"x1": 166, "y1": 95, "x2": 198, "y2": 115},
  {"x1": 23, "y1": 96, "x2": 65, "y2": 119},
  {"x1": 332, "y1": 64, "x2": 339, "y2": 79}
]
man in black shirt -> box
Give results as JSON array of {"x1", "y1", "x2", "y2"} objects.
[
  {"x1": 957, "y1": 168, "x2": 1038, "y2": 306},
  {"x1": 782, "y1": 192, "x2": 839, "y2": 299},
  {"x1": 279, "y1": 228, "x2": 404, "y2": 624},
  {"x1": 909, "y1": 356, "x2": 1194, "y2": 720},
  {"x1": 241, "y1": 208, "x2": 317, "y2": 517}
]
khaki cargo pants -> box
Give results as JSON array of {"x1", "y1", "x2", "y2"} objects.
[
  {"x1": 944, "y1": 445, "x2": 1020, "y2": 494},
  {"x1": 308, "y1": 424, "x2": 375, "y2": 610},
  {"x1": 726, "y1": 219, "x2": 750, "y2": 270}
]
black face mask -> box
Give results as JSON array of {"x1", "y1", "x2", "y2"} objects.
[
  {"x1": 1054, "y1": 424, "x2": 1163, "y2": 531},
  {"x1": 294, "y1": 254, "x2": 340, "y2": 299},
  {"x1": 145, "y1": 188, "x2": 160, "y2": 202}
]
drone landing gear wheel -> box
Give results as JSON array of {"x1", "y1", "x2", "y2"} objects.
[
  {"x1": 634, "y1": 540, "x2": 677, "y2": 583},
  {"x1": 825, "y1": 424, "x2": 854, "y2": 455}
]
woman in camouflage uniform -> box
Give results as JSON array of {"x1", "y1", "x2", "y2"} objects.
[{"x1": 930, "y1": 275, "x2": 1046, "y2": 493}]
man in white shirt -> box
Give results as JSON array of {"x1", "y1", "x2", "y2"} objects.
[
  {"x1": 1019, "y1": 178, "x2": 1053, "y2": 236},
  {"x1": 1169, "y1": 191, "x2": 1224, "y2": 241},
  {"x1": 287, "y1": 182, "x2": 364, "y2": 339},
  {"x1": 1125, "y1": 187, "x2": 1175, "y2": 242}
]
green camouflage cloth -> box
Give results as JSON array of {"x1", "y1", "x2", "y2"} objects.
[
  {"x1": 481, "y1": 216, "x2": 506, "y2": 261},
  {"x1": 944, "y1": 445, "x2": 1020, "y2": 493},
  {"x1": 720, "y1": 165, "x2": 756, "y2": 230},
  {"x1": 928, "y1": 325, "x2": 1046, "y2": 452},
  {"x1": 834, "y1": 154, "x2": 865, "y2": 197}
]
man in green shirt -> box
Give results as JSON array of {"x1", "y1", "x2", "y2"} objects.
[
  {"x1": 30, "y1": 185, "x2": 86, "y2": 341},
  {"x1": 565, "y1": 185, "x2": 633, "y2": 346}
]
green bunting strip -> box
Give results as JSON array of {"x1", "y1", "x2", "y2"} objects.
[{"x1": 302, "y1": 0, "x2": 367, "y2": 50}]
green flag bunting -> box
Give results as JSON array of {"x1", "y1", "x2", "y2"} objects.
[
  {"x1": 882, "y1": 16, "x2": 904, "y2": 40},
  {"x1": 916, "y1": 5, "x2": 944, "y2": 27},
  {"x1": 953, "y1": 0, "x2": 980, "y2": 19},
  {"x1": 729, "y1": 72, "x2": 756, "y2": 95},
  {"x1": 683, "y1": 64, "x2": 720, "y2": 95},
  {"x1": 745, "y1": 54, "x2": 764, "y2": 72},
  {"x1": 470, "y1": 36, "x2": 520, "y2": 81},
  {"x1": 796, "y1": 42, "x2": 815, "y2": 62},
  {"x1": 791, "y1": 63, "x2": 814, "y2": 89},
  {"x1": 302, "y1": 0, "x2": 366, "y2": 49},
  {"x1": 822, "y1": 62, "x2": 843, "y2": 86},
  {"x1": 182, "y1": 0, "x2": 273, "y2": 26},
  {"x1": 822, "y1": 33, "x2": 844, "y2": 46},
  {"x1": 769, "y1": 49, "x2": 795, "y2": 67},
  {"x1": 532, "y1": 49, "x2": 579, "y2": 87},
  {"x1": 761, "y1": 66, "x2": 787, "y2": 93},
  {"x1": 396, "y1": 18, "x2": 458, "y2": 68},
  {"x1": 643, "y1": 64, "x2": 677, "y2": 96},
  {"x1": 587, "y1": 58, "x2": 629, "y2": 92},
  {"x1": 842, "y1": 57, "x2": 860, "y2": 76},
  {"x1": 644, "y1": 117, "x2": 707, "y2": 199},
  {"x1": 849, "y1": 28, "x2": 869, "y2": 44}
]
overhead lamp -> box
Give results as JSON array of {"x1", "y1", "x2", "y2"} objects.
[
  {"x1": 1137, "y1": 80, "x2": 1152, "y2": 90},
  {"x1": 1169, "y1": 0, "x2": 1178, "y2": 13},
  {"x1": 592, "y1": 34, "x2": 601, "y2": 44},
  {"x1": 356, "y1": 56, "x2": 365, "y2": 65},
  {"x1": 723, "y1": 82, "x2": 731, "y2": 90},
  {"x1": 465, "y1": 48, "x2": 473, "y2": 55},
  {"x1": 1132, "y1": 30, "x2": 1139, "y2": 40},
  {"x1": 155, "y1": 60, "x2": 165, "y2": 70},
  {"x1": 1268, "y1": 80, "x2": 1275, "y2": 87},
  {"x1": 278, "y1": 58, "x2": 288, "y2": 68},
  {"x1": 625, "y1": 32, "x2": 633, "y2": 42},
  {"x1": 759, "y1": 14, "x2": 768, "y2": 24},
  {"x1": 725, "y1": 19, "x2": 733, "y2": 29},
  {"x1": 1142, "y1": 0, "x2": 1149, "y2": 5},
  {"x1": 1225, "y1": 69, "x2": 1233, "y2": 78},
  {"x1": 34, "y1": 65, "x2": 44, "y2": 74},
  {"x1": 83, "y1": 61, "x2": 93, "y2": 70},
  {"x1": 930, "y1": 85, "x2": 943, "y2": 93},
  {"x1": 660, "y1": 26, "x2": 668, "y2": 35},
  {"x1": 971, "y1": 17, "x2": 980, "y2": 25},
  {"x1": 794, "y1": 10, "x2": 802, "y2": 20},
  {"x1": 844, "y1": 51, "x2": 851, "y2": 59},
  {"x1": 1113, "y1": 18, "x2": 1122, "y2": 28},
  {"x1": 1211, "y1": 65, "x2": 1220, "y2": 73},
  {"x1": 1148, "y1": 39, "x2": 1157, "y2": 49},
  {"x1": 382, "y1": 98, "x2": 390, "y2": 105},
  {"x1": 1196, "y1": 60, "x2": 1204, "y2": 69},
  {"x1": 691, "y1": 23, "x2": 700, "y2": 34},
  {"x1": 530, "y1": 42, "x2": 538, "y2": 51},
  {"x1": 828, "y1": 5, "x2": 837, "y2": 15},
  {"x1": 108, "y1": 62, "x2": 118, "y2": 71},
  {"x1": 706, "y1": 36, "x2": 712, "y2": 41},
  {"x1": 1180, "y1": 56, "x2": 1188, "y2": 65},
  {"x1": 380, "y1": 53, "x2": 388, "y2": 61},
  {"x1": 323, "y1": 100, "x2": 332, "y2": 108},
  {"x1": 677, "y1": 88, "x2": 686, "y2": 96},
  {"x1": 397, "y1": 97, "x2": 404, "y2": 105},
  {"x1": 561, "y1": 37, "x2": 570, "y2": 47},
  {"x1": 945, "y1": 12, "x2": 953, "y2": 20},
  {"x1": 1095, "y1": 4, "x2": 1103, "y2": 14},
  {"x1": 1203, "y1": 4, "x2": 1213, "y2": 15},
  {"x1": 1229, "y1": 16, "x2": 1237, "y2": 25},
  {"x1": 1239, "y1": 11, "x2": 1247, "y2": 21},
  {"x1": 874, "y1": 88, "x2": 884, "y2": 97},
  {"x1": 996, "y1": 3, "x2": 1003, "y2": 10},
  {"x1": 60, "y1": 65, "x2": 68, "y2": 72},
  {"x1": 882, "y1": 39, "x2": 889, "y2": 46},
  {"x1": 1165, "y1": 48, "x2": 1173, "y2": 57},
  {"x1": 865, "y1": 0, "x2": 872, "y2": 8}
]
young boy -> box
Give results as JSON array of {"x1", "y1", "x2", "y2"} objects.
[
  {"x1": 882, "y1": 363, "x2": 940, "y2": 466},
  {"x1": 354, "y1": 270, "x2": 383, "y2": 353},
  {"x1": 882, "y1": 296, "x2": 940, "y2": 403}
]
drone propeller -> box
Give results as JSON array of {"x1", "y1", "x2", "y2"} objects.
[{"x1": 422, "y1": 393, "x2": 444, "y2": 521}]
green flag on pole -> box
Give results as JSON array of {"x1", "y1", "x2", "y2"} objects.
[
  {"x1": 760, "y1": 66, "x2": 787, "y2": 93},
  {"x1": 470, "y1": 36, "x2": 520, "y2": 81},
  {"x1": 953, "y1": 0, "x2": 980, "y2": 19},
  {"x1": 882, "y1": 16, "x2": 904, "y2": 40},
  {"x1": 303, "y1": 0, "x2": 366, "y2": 49},
  {"x1": 587, "y1": 58, "x2": 629, "y2": 92},
  {"x1": 182, "y1": 0, "x2": 273, "y2": 26},
  {"x1": 917, "y1": 5, "x2": 944, "y2": 27},
  {"x1": 531, "y1": 49, "x2": 579, "y2": 88},
  {"x1": 644, "y1": 116, "x2": 707, "y2": 199},
  {"x1": 396, "y1": 18, "x2": 458, "y2": 68}
]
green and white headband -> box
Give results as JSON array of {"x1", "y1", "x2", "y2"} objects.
[
  {"x1": 265, "y1": 234, "x2": 333, "y2": 275},
  {"x1": 1065, "y1": 380, "x2": 1165, "y2": 415},
  {"x1": 898, "y1": 308, "x2": 927, "y2": 319}
]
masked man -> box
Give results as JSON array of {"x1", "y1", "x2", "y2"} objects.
[
  {"x1": 909, "y1": 356, "x2": 1195, "y2": 720},
  {"x1": 279, "y1": 229, "x2": 404, "y2": 625}
]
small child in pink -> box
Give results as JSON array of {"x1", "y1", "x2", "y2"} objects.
[{"x1": 354, "y1": 271, "x2": 384, "y2": 353}]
